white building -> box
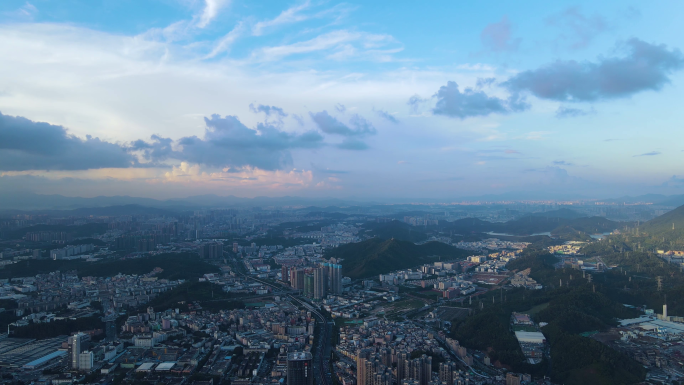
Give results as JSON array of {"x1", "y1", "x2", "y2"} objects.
[{"x1": 78, "y1": 351, "x2": 94, "y2": 371}]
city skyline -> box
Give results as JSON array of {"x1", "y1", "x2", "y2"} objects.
[{"x1": 1, "y1": 0, "x2": 683, "y2": 201}]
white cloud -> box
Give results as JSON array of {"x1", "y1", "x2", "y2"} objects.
[
  {"x1": 196, "y1": 0, "x2": 230, "y2": 29},
  {"x1": 252, "y1": 29, "x2": 401, "y2": 62},
  {"x1": 252, "y1": 1, "x2": 312, "y2": 36},
  {"x1": 4, "y1": 2, "x2": 38, "y2": 20},
  {"x1": 204, "y1": 21, "x2": 244, "y2": 59}
]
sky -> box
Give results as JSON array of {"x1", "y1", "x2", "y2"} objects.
[{"x1": 1, "y1": 0, "x2": 684, "y2": 201}]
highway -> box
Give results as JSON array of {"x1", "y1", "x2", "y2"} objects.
[{"x1": 234, "y1": 264, "x2": 331, "y2": 385}]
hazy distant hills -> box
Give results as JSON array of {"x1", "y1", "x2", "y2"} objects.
[
  {"x1": 0, "y1": 192, "x2": 363, "y2": 211},
  {"x1": 328, "y1": 238, "x2": 471, "y2": 279},
  {"x1": 65, "y1": 205, "x2": 178, "y2": 217},
  {"x1": 527, "y1": 208, "x2": 583, "y2": 219},
  {"x1": 598, "y1": 194, "x2": 684, "y2": 207}
]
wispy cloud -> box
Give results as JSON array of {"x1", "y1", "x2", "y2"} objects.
[
  {"x1": 634, "y1": 151, "x2": 661, "y2": 157},
  {"x1": 556, "y1": 106, "x2": 595, "y2": 118},
  {"x1": 553, "y1": 160, "x2": 574, "y2": 166},
  {"x1": 546, "y1": 6, "x2": 607, "y2": 50},
  {"x1": 204, "y1": 21, "x2": 244, "y2": 59},
  {"x1": 480, "y1": 16, "x2": 521, "y2": 52},
  {"x1": 374, "y1": 108, "x2": 399, "y2": 123},
  {"x1": 197, "y1": 0, "x2": 230, "y2": 28},
  {"x1": 252, "y1": 1, "x2": 312, "y2": 36},
  {"x1": 251, "y1": 29, "x2": 402, "y2": 62},
  {"x1": 3, "y1": 2, "x2": 38, "y2": 20}
]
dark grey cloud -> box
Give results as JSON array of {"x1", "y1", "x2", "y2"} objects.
[
  {"x1": 432, "y1": 81, "x2": 529, "y2": 119},
  {"x1": 634, "y1": 151, "x2": 661, "y2": 157},
  {"x1": 374, "y1": 109, "x2": 399, "y2": 124},
  {"x1": 546, "y1": 7, "x2": 607, "y2": 50},
  {"x1": 309, "y1": 111, "x2": 376, "y2": 137},
  {"x1": 504, "y1": 38, "x2": 684, "y2": 101},
  {"x1": 249, "y1": 103, "x2": 287, "y2": 118},
  {"x1": 0, "y1": 112, "x2": 136, "y2": 171},
  {"x1": 555, "y1": 106, "x2": 595, "y2": 118},
  {"x1": 481, "y1": 16, "x2": 521, "y2": 52},
  {"x1": 138, "y1": 114, "x2": 324, "y2": 170}
]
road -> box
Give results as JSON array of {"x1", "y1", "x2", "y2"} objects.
[{"x1": 234, "y1": 263, "x2": 331, "y2": 385}]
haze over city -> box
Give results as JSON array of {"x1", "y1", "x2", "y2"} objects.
[
  {"x1": 6, "y1": 3, "x2": 684, "y2": 385},
  {"x1": 1, "y1": 0, "x2": 684, "y2": 203}
]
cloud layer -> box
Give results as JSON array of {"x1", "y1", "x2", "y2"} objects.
[
  {"x1": 135, "y1": 114, "x2": 324, "y2": 170},
  {"x1": 0, "y1": 112, "x2": 136, "y2": 171},
  {"x1": 432, "y1": 81, "x2": 528, "y2": 119},
  {"x1": 504, "y1": 38, "x2": 684, "y2": 101}
]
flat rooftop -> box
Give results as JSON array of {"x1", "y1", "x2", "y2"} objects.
[{"x1": 287, "y1": 352, "x2": 312, "y2": 361}]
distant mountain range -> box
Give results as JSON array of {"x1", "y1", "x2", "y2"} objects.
[
  {"x1": 2, "y1": 190, "x2": 684, "y2": 211},
  {"x1": 597, "y1": 194, "x2": 684, "y2": 207},
  {"x1": 0, "y1": 192, "x2": 363, "y2": 211}
]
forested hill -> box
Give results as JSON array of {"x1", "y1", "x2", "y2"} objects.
[
  {"x1": 440, "y1": 215, "x2": 619, "y2": 237},
  {"x1": 640, "y1": 203, "x2": 684, "y2": 240},
  {"x1": 328, "y1": 238, "x2": 471, "y2": 279}
]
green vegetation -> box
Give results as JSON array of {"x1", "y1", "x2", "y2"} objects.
[
  {"x1": 362, "y1": 220, "x2": 428, "y2": 243},
  {"x1": 12, "y1": 316, "x2": 102, "y2": 339},
  {"x1": 543, "y1": 324, "x2": 646, "y2": 385},
  {"x1": 328, "y1": 238, "x2": 471, "y2": 279},
  {"x1": 450, "y1": 242, "x2": 646, "y2": 384},
  {"x1": 146, "y1": 281, "x2": 245, "y2": 312},
  {"x1": 0, "y1": 253, "x2": 219, "y2": 280},
  {"x1": 640, "y1": 203, "x2": 684, "y2": 241}
]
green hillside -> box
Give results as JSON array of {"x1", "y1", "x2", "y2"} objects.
[
  {"x1": 328, "y1": 238, "x2": 471, "y2": 279},
  {"x1": 362, "y1": 220, "x2": 428, "y2": 243},
  {"x1": 640, "y1": 204, "x2": 684, "y2": 240},
  {"x1": 452, "y1": 244, "x2": 645, "y2": 385}
]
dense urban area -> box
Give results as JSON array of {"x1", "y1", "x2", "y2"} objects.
[{"x1": 1, "y1": 198, "x2": 684, "y2": 385}]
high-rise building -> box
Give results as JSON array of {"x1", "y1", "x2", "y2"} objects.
[
  {"x1": 314, "y1": 267, "x2": 327, "y2": 299},
  {"x1": 291, "y1": 269, "x2": 305, "y2": 290},
  {"x1": 403, "y1": 354, "x2": 432, "y2": 385},
  {"x1": 327, "y1": 263, "x2": 342, "y2": 295},
  {"x1": 397, "y1": 351, "x2": 409, "y2": 384},
  {"x1": 420, "y1": 355, "x2": 432, "y2": 385},
  {"x1": 357, "y1": 349, "x2": 372, "y2": 385},
  {"x1": 69, "y1": 333, "x2": 86, "y2": 370},
  {"x1": 200, "y1": 242, "x2": 223, "y2": 259},
  {"x1": 439, "y1": 361, "x2": 458, "y2": 384},
  {"x1": 287, "y1": 352, "x2": 313, "y2": 385},
  {"x1": 105, "y1": 320, "x2": 117, "y2": 341},
  {"x1": 304, "y1": 274, "x2": 314, "y2": 298},
  {"x1": 281, "y1": 265, "x2": 289, "y2": 283}
]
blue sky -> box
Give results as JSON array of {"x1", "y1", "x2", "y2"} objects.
[{"x1": 0, "y1": 0, "x2": 683, "y2": 200}]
